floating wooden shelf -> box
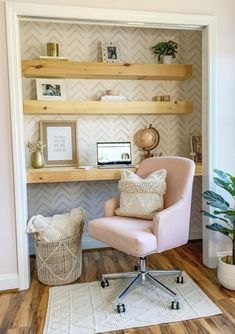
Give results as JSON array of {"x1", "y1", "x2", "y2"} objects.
[
  {"x1": 26, "y1": 167, "x2": 137, "y2": 184},
  {"x1": 26, "y1": 163, "x2": 202, "y2": 184},
  {"x1": 24, "y1": 100, "x2": 193, "y2": 115},
  {"x1": 21, "y1": 60, "x2": 193, "y2": 80}
]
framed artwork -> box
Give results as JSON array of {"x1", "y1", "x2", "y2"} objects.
[
  {"x1": 40, "y1": 120, "x2": 78, "y2": 167},
  {"x1": 36, "y1": 79, "x2": 67, "y2": 100},
  {"x1": 101, "y1": 41, "x2": 123, "y2": 63},
  {"x1": 190, "y1": 135, "x2": 202, "y2": 163}
]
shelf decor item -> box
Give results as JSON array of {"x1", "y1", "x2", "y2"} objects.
[
  {"x1": 151, "y1": 40, "x2": 178, "y2": 64},
  {"x1": 47, "y1": 42, "x2": 59, "y2": 57},
  {"x1": 101, "y1": 89, "x2": 127, "y2": 101},
  {"x1": 201, "y1": 169, "x2": 235, "y2": 290},
  {"x1": 40, "y1": 120, "x2": 78, "y2": 167},
  {"x1": 26, "y1": 140, "x2": 45, "y2": 169},
  {"x1": 134, "y1": 124, "x2": 161, "y2": 159},
  {"x1": 190, "y1": 135, "x2": 202, "y2": 163},
  {"x1": 36, "y1": 79, "x2": 67, "y2": 100},
  {"x1": 101, "y1": 41, "x2": 123, "y2": 63}
]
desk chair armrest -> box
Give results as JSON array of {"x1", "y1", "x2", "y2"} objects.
[
  {"x1": 104, "y1": 198, "x2": 120, "y2": 217},
  {"x1": 153, "y1": 199, "x2": 190, "y2": 253}
]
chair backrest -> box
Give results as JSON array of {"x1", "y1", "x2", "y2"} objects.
[{"x1": 136, "y1": 156, "x2": 195, "y2": 208}]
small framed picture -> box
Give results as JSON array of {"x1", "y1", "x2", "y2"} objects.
[
  {"x1": 101, "y1": 41, "x2": 123, "y2": 63},
  {"x1": 190, "y1": 135, "x2": 202, "y2": 163},
  {"x1": 40, "y1": 120, "x2": 78, "y2": 167},
  {"x1": 36, "y1": 79, "x2": 67, "y2": 100}
]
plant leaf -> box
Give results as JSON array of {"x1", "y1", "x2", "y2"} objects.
[
  {"x1": 214, "y1": 210, "x2": 235, "y2": 216},
  {"x1": 214, "y1": 168, "x2": 231, "y2": 183},
  {"x1": 213, "y1": 169, "x2": 235, "y2": 197},
  {"x1": 214, "y1": 177, "x2": 235, "y2": 196},
  {"x1": 201, "y1": 210, "x2": 228, "y2": 223},
  {"x1": 202, "y1": 190, "x2": 230, "y2": 210},
  {"x1": 228, "y1": 174, "x2": 235, "y2": 187},
  {"x1": 206, "y1": 223, "x2": 232, "y2": 236}
]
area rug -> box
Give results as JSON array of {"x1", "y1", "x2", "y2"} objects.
[{"x1": 43, "y1": 272, "x2": 221, "y2": 334}]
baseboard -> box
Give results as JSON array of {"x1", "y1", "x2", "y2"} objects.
[
  {"x1": 82, "y1": 238, "x2": 107, "y2": 249},
  {"x1": 189, "y1": 230, "x2": 202, "y2": 240},
  {"x1": 0, "y1": 274, "x2": 19, "y2": 291}
]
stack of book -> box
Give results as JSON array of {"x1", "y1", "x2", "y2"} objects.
[{"x1": 101, "y1": 95, "x2": 127, "y2": 101}]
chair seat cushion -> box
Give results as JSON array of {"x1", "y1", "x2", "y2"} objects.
[
  {"x1": 88, "y1": 216, "x2": 157, "y2": 257},
  {"x1": 115, "y1": 169, "x2": 167, "y2": 219}
]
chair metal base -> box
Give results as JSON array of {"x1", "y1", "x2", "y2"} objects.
[{"x1": 101, "y1": 257, "x2": 183, "y2": 312}]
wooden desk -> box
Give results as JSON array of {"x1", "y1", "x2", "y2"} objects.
[{"x1": 26, "y1": 163, "x2": 202, "y2": 184}]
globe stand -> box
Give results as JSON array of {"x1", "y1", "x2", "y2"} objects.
[
  {"x1": 144, "y1": 150, "x2": 154, "y2": 159},
  {"x1": 144, "y1": 150, "x2": 162, "y2": 160}
]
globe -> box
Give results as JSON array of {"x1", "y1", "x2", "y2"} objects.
[{"x1": 135, "y1": 124, "x2": 160, "y2": 151}]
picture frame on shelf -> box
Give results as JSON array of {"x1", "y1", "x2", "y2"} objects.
[
  {"x1": 36, "y1": 79, "x2": 67, "y2": 100},
  {"x1": 40, "y1": 120, "x2": 78, "y2": 167},
  {"x1": 190, "y1": 135, "x2": 202, "y2": 163},
  {"x1": 101, "y1": 41, "x2": 123, "y2": 63}
]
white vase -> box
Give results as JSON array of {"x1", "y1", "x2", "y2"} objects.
[
  {"x1": 162, "y1": 55, "x2": 172, "y2": 64},
  {"x1": 217, "y1": 256, "x2": 235, "y2": 290}
]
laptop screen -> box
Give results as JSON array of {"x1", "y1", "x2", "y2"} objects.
[{"x1": 97, "y1": 142, "x2": 132, "y2": 165}]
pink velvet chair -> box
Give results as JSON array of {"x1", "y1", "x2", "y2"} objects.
[{"x1": 88, "y1": 157, "x2": 195, "y2": 313}]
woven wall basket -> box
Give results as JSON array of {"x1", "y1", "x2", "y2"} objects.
[{"x1": 36, "y1": 233, "x2": 83, "y2": 286}]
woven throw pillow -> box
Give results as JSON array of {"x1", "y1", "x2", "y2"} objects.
[{"x1": 115, "y1": 169, "x2": 167, "y2": 219}]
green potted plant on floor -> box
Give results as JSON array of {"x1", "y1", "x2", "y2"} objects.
[
  {"x1": 151, "y1": 40, "x2": 178, "y2": 64},
  {"x1": 201, "y1": 169, "x2": 235, "y2": 290}
]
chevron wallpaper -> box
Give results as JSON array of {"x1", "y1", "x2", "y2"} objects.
[{"x1": 20, "y1": 21, "x2": 202, "y2": 250}]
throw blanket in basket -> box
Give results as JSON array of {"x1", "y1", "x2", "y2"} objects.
[{"x1": 26, "y1": 207, "x2": 85, "y2": 242}]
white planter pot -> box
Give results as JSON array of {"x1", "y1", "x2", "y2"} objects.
[
  {"x1": 162, "y1": 55, "x2": 172, "y2": 64},
  {"x1": 217, "y1": 256, "x2": 235, "y2": 290}
]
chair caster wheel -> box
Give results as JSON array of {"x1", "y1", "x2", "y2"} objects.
[
  {"x1": 101, "y1": 279, "x2": 109, "y2": 288},
  {"x1": 177, "y1": 276, "x2": 184, "y2": 284},
  {"x1": 171, "y1": 301, "x2": 180, "y2": 310},
  {"x1": 117, "y1": 303, "x2": 125, "y2": 313},
  {"x1": 134, "y1": 265, "x2": 139, "y2": 271}
]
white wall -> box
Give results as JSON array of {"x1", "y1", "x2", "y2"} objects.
[
  {"x1": 1, "y1": 0, "x2": 235, "y2": 287},
  {"x1": 0, "y1": 1, "x2": 17, "y2": 279}
]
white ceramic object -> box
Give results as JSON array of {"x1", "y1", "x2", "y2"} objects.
[
  {"x1": 162, "y1": 55, "x2": 172, "y2": 64},
  {"x1": 217, "y1": 256, "x2": 235, "y2": 290}
]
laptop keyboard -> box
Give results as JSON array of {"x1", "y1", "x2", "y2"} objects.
[{"x1": 98, "y1": 164, "x2": 134, "y2": 169}]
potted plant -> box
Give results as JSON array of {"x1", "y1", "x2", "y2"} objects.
[
  {"x1": 151, "y1": 40, "x2": 178, "y2": 64},
  {"x1": 201, "y1": 168, "x2": 235, "y2": 290}
]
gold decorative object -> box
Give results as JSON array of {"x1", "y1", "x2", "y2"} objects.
[
  {"x1": 31, "y1": 151, "x2": 45, "y2": 169},
  {"x1": 153, "y1": 96, "x2": 163, "y2": 101},
  {"x1": 153, "y1": 95, "x2": 171, "y2": 101},
  {"x1": 27, "y1": 140, "x2": 46, "y2": 169},
  {"x1": 47, "y1": 42, "x2": 59, "y2": 57},
  {"x1": 163, "y1": 95, "x2": 170, "y2": 101}
]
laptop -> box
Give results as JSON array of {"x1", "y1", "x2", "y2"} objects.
[{"x1": 97, "y1": 142, "x2": 134, "y2": 168}]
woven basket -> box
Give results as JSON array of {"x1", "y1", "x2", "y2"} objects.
[{"x1": 35, "y1": 222, "x2": 84, "y2": 286}]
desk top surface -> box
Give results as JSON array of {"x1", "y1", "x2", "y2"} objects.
[{"x1": 27, "y1": 163, "x2": 202, "y2": 184}]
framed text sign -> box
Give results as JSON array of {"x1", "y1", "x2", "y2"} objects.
[{"x1": 40, "y1": 120, "x2": 78, "y2": 167}]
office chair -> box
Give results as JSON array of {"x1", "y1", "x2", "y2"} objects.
[{"x1": 88, "y1": 157, "x2": 195, "y2": 313}]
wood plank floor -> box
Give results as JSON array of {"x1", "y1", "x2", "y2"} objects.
[{"x1": 0, "y1": 241, "x2": 235, "y2": 334}]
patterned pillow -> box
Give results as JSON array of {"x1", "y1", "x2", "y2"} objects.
[{"x1": 115, "y1": 169, "x2": 167, "y2": 219}]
